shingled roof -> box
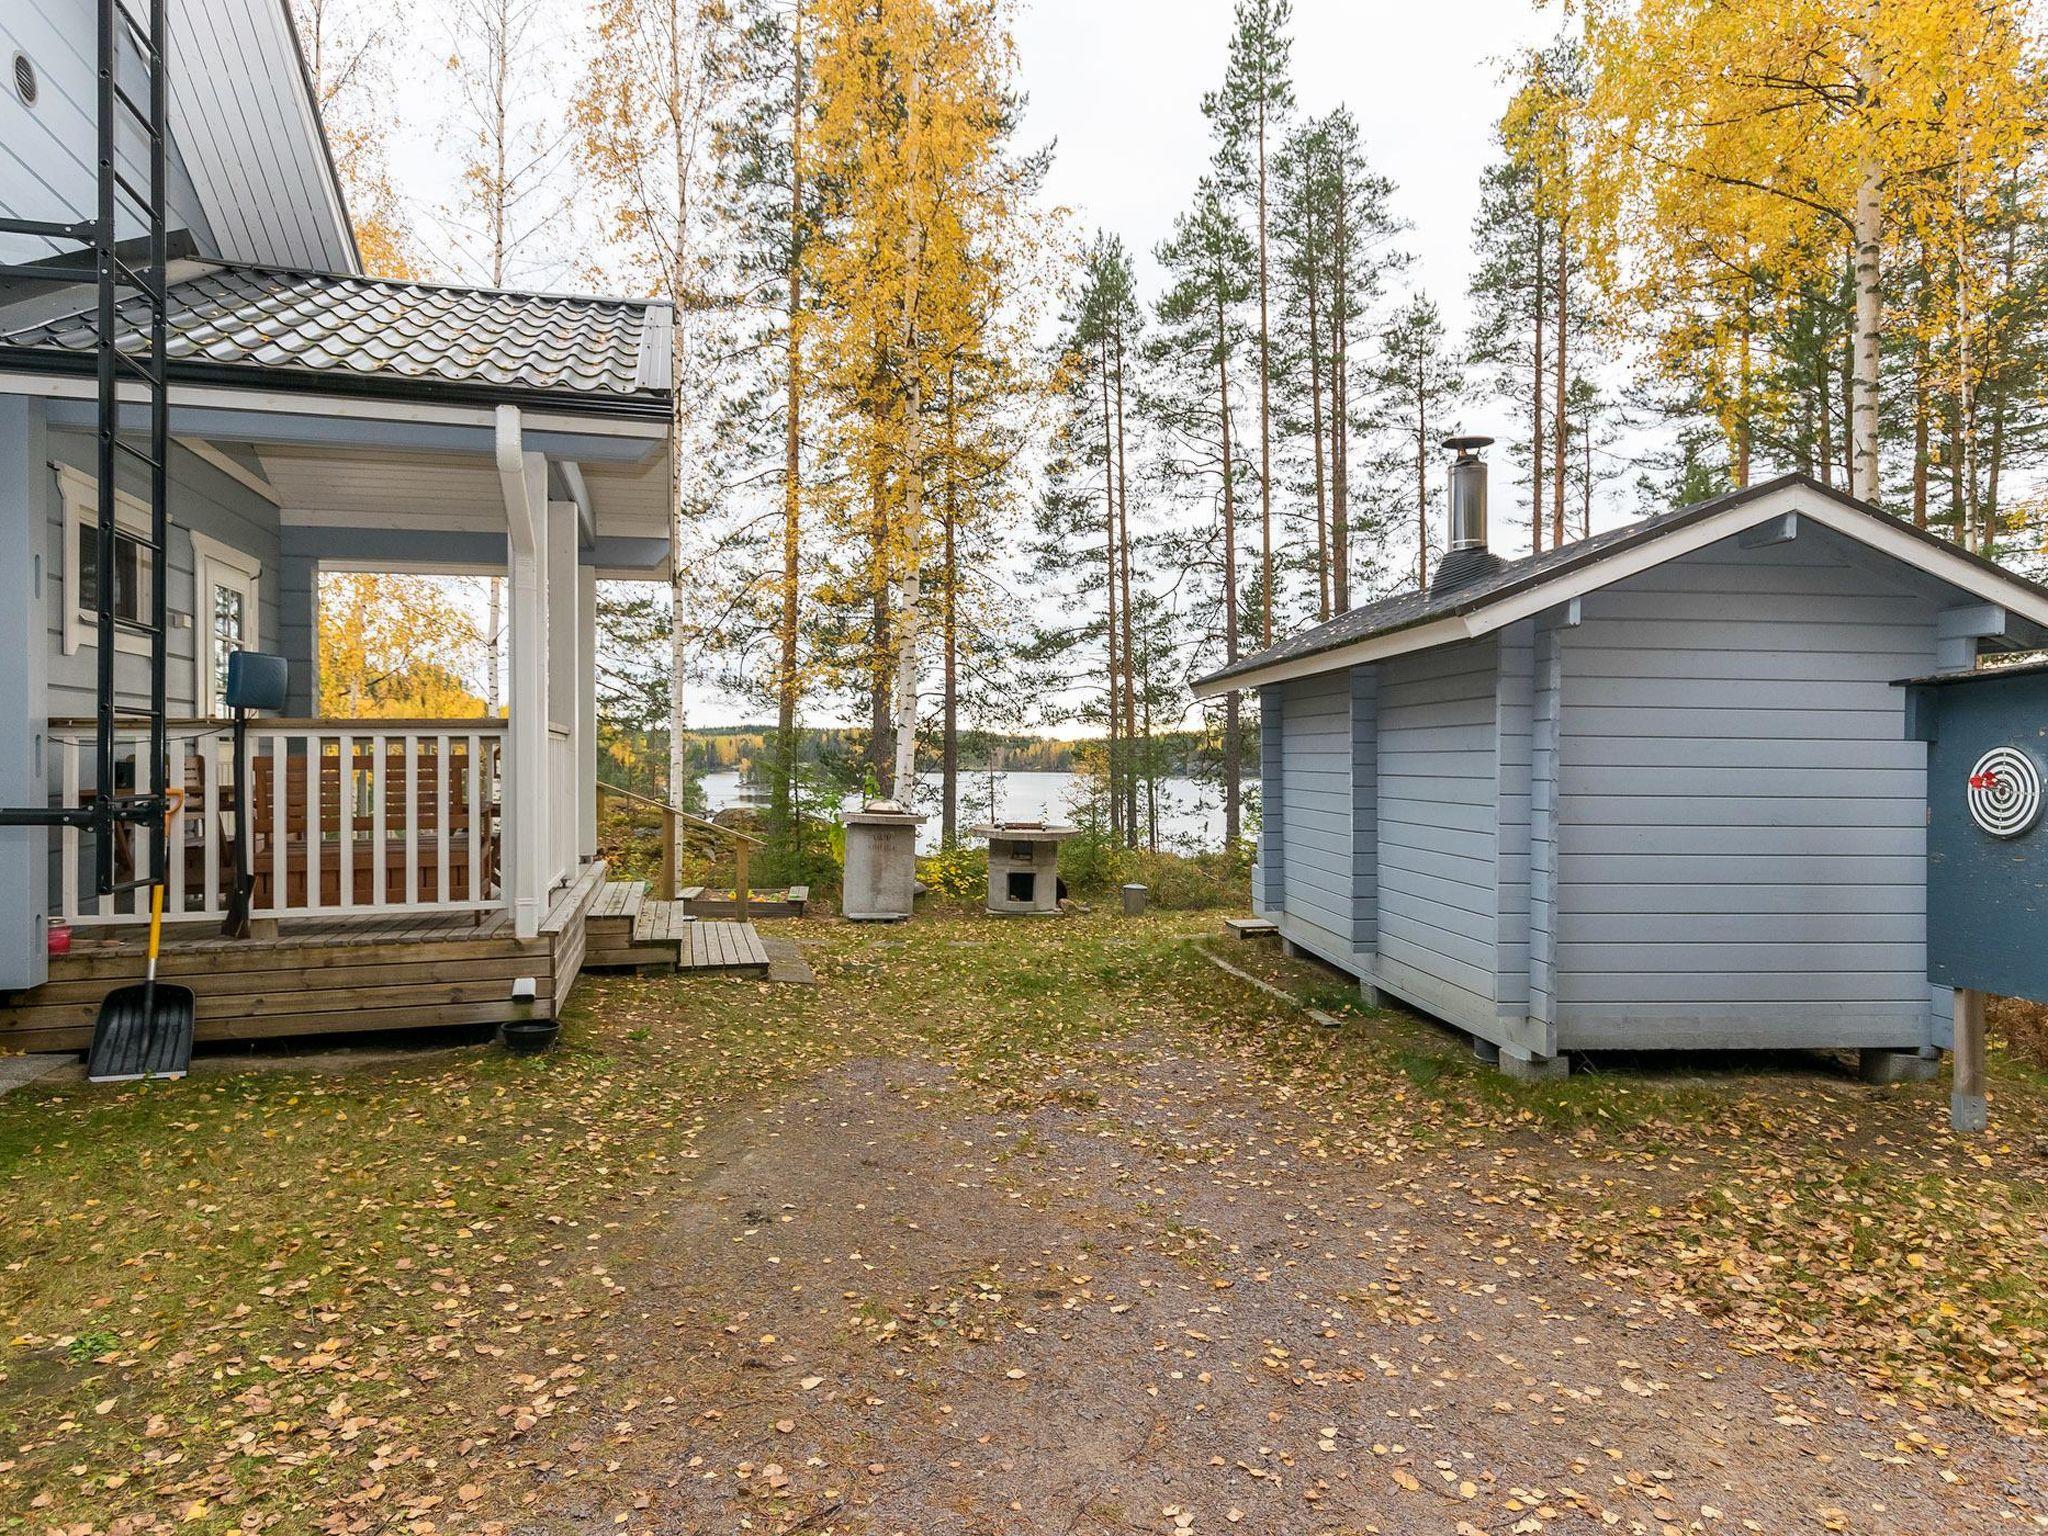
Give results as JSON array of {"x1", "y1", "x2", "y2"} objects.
[
  {"x1": 1196, "y1": 473, "x2": 2048, "y2": 694},
  {"x1": 0, "y1": 262, "x2": 672, "y2": 416}
]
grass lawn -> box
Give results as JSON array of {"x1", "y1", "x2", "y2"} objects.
[{"x1": 2, "y1": 907, "x2": 2044, "y2": 1534}]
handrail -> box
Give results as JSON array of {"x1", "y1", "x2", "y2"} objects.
[
  {"x1": 50, "y1": 716, "x2": 509, "y2": 732},
  {"x1": 596, "y1": 780, "x2": 766, "y2": 846},
  {"x1": 596, "y1": 779, "x2": 761, "y2": 916}
]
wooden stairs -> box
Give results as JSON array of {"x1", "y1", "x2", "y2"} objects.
[{"x1": 584, "y1": 881, "x2": 770, "y2": 976}]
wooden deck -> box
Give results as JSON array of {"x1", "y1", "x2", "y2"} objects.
[
  {"x1": 583, "y1": 881, "x2": 770, "y2": 976},
  {"x1": 0, "y1": 864, "x2": 607, "y2": 1055}
]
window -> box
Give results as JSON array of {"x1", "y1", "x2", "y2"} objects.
[
  {"x1": 190, "y1": 530, "x2": 262, "y2": 718},
  {"x1": 57, "y1": 464, "x2": 153, "y2": 658},
  {"x1": 76, "y1": 519, "x2": 150, "y2": 626}
]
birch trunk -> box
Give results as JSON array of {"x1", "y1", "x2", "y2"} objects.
[
  {"x1": 668, "y1": 297, "x2": 689, "y2": 805},
  {"x1": 774, "y1": 6, "x2": 805, "y2": 839},
  {"x1": 891, "y1": 373, "x2": 923, "y2": 800},
  {"x1": 1114, "y1": 326, "x2": 1137, "y2": 843},
  {"x1": 485, "y1": 579, "x2": 501, "y2": 713},
  {"x1": 1850, "y1": 154, "x2": 1883, "y2": 504}
]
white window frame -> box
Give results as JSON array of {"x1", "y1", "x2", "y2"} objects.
[
  {"x1": 190, "y1": 528, "x2": 263, "y2": 719},
  {"x1": 57, "y1": 463, "x2": 154, "y2": 659}
]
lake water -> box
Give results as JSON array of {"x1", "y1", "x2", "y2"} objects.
[{"x1": 698, "y1": 768, "x2": 1228, "y2": 853}]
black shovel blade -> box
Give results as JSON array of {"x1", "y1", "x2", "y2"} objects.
[{"x1": 86, "y1": 982, "x2": 197, "y2": 1083}]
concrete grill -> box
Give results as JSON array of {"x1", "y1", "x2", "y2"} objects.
[{"x1": 970, "y1": 823, "x2": 1077, "y2": 916}]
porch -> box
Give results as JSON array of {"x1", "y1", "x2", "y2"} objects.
[
  {"x1": 0, "y1": 260, "x2": 684, "y2": 1009},
  {"x1": 0, "y1": 865, "x2": 772, "y2": 1053}
]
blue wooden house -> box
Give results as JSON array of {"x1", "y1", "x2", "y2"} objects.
[
  {"x1": 0, "y1": 0, "x2": 748, "y2": 1060},
  {"x1": 1194, "y1": 444, "x2": 2048, "y2": 1079}
]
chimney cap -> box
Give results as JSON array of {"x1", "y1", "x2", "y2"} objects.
[{"x1": 1442, "y1": 433, "x2": 1494, "y2": 457}]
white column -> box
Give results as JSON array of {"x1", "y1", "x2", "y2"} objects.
[
  {"x1": 578, "y1": 561, "x2": 598, "y2": 861},
  {"x1": 546, "y1": 499, "x2": 579, "y2": 888},
  {"x1": 497, "y1": 406, "x2": 550, "y2": 938}
]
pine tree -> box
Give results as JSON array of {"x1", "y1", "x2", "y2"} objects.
[
  {"x1": 1373, "y1": 294, "x2": 1463, "y2": 588},
  {"x1": 715, "y1": 0, "x2": 819, "y2": 862},
  {"x1": 1466, "y1": 151, "x2": 1547, "y2": 552},
  {"x1": 1203, "y1": 0, "x2": 1294, "y2": 649},
  {"x1": 1271, "y1": 107, "x2": 1402, "y2": 620},
  {"x1": 1152, "y1": 179, "x2": 1255, "y2": 847}
]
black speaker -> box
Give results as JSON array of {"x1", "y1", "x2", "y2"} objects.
[{"x1": 223, "y1": 650, "x2": 289, "y2": 713}]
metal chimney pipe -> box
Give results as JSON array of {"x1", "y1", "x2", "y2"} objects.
[
  {"x1": 1444, "y1": 434, "x2": 1494, "y2": 554},
  {"x1": 1431, "y1": 434, "x2": 1504, "y2": 597}
]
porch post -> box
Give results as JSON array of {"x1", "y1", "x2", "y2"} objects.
[
  {"x1": 497, "y1": 407, "x2": 550, "y2": 938},
  {"x1": 578, "y1": 560, "x2": 598, "y2": 861},
  {"x1": 546, "y1": 499, "x2": 579, "y2": 887}
]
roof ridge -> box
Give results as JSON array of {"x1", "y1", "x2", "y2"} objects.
[
  {"x1": 200, "y1": 260, "x2": 672, "y2": 313},
  {"x1": 1197, "y1": 472, "x2": 2048, "y2": 693}
]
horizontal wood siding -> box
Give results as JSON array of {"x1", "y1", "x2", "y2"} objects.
[
  {"x1": 0, "y1": 0, "x2": 213, "y2": 259},
  {"x1": 1374, "y1": 639, "x2": 1498, "y2": 1026},
  {"x1": 1276, "y1": 672, "x2": 1351, "y2": 943},
  {"x1": 1555, "y1": 529, "x2": 1938, "y2": 1046},
  {"x1": 43, "y1": 430, "x2": 282, "y2": 722}
]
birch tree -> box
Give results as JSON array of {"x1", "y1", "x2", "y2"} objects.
[
  {"x1": 575, "y1": 0, "x2": 725, "y2": 803},
  {"x1": 290, "y1": 0, "x2": 423, "y2": 277},
  {"x1": 803, "y1": 0, "x2": 1041, "y2": 800},
  {"x1": 1584, "y1": 0, "x2": 2045, "y2": 510}
]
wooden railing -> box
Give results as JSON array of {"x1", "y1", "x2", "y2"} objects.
[
  {"x1": 47, "y1": 719, "x2": 505, "y2": 926},
  {"x1": 595, "y1": 780, "x2": 764, "y2": 918}
]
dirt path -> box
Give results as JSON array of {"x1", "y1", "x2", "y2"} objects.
[{"x1": 509, "y1": 1033, "x2": 2048, "y2": 1536}]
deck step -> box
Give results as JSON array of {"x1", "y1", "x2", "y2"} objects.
[
  {"x1": 590, "y1": 880, "x2": 647, "y2": 921},
  {"x1": 632, "y1": 899, "x2": 695, "y2": 944},
  {"x1": 584, "y1": 887, "x2": 683, "y2": 971},
  {"x1": 1224, "y1": 916, "x2": 1278, "y2": 940},
  {"x1": 680, "y1": 920, "x2": 770, "y2": 975}
]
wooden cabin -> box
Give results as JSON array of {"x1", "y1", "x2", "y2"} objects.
[{"x1": 1196, "y1": 450, "x2": 2048, "y2": 1080}]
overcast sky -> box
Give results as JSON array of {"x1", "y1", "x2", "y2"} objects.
[{"x1": 1012, "y1": 0, "x2": 1560, "y2": 336}]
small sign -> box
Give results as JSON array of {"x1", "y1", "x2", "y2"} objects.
[{"x1": 1967, "y1": 745, "x2": 2042, "y2": 839}]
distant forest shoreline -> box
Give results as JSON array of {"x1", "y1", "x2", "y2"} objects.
[{"x1": 597, "y1": 725, "x2": 1247, "y2": 796}]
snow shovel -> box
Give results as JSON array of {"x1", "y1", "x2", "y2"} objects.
[{"x1": 86, "y1": 792, "x2": 194, "y2": 1083}]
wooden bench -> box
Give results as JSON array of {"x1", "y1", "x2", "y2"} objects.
[{"x1": 245, "y1": 747, "x2": 498, "y2": 909}]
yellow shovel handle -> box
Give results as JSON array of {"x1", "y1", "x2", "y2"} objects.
[{"x1": 146, "y1": 789, "x2": 185, "y2": 974}]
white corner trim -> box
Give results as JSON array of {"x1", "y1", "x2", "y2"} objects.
[{"x1": 1194, "y1": 483, "x2": 2048, "y2": 695}]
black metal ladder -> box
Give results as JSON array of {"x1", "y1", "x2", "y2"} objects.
[{"x1": 0, "y1": 0, "x2": 173, "y2": 896}]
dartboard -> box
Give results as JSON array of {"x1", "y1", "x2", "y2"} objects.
[{"x1": 1967, "y1": 746, "x2": 2043, "y2": 839}]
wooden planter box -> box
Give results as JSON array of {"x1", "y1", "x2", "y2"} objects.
[{"x1": 681, "y1": 884, "x2": 808, "y2": 920}]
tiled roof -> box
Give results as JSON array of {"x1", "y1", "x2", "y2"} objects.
[
  {"x1": 1197, "y1": 473, "x2": 2048, "y2": 690},
  {"x1": 0, "y1": 263, "x2": 671, "y2": 410}
]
